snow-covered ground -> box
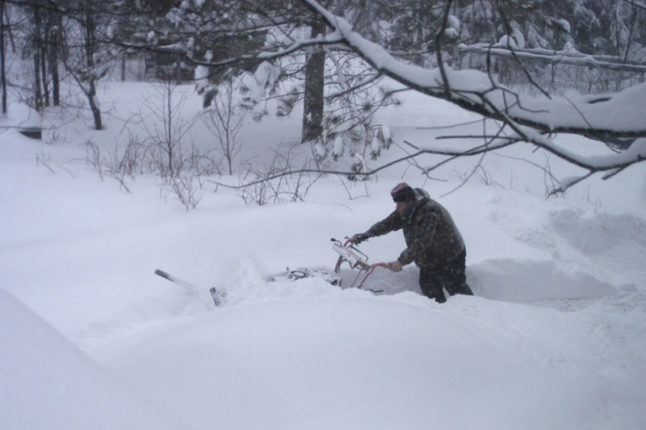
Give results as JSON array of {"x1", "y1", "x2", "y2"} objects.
[{"x1": 1, "y1": 81, "x2": 645, "y2": 430}]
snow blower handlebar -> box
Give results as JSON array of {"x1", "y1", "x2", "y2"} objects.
[
  {"x1": 331, "y1": 238, "x2": 391, "y2": 292},
  {"x1": 331, "y1": 238, "x2": 370, "y2": 272}
]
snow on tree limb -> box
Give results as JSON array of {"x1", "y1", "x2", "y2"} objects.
[
  {"x1": 458, "y1": 44, "x2": 646, "y2": 73},
  {"x1": 301, "y1": 0, "x2": 646, "y2": 141},
  {"x1": 166, "y1": 0, "x2": 644, "y2": 193},
  {"x1": 293, "y1": 0, "x2": 646, "y2": 191}
]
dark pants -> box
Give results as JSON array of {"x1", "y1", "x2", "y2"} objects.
[{"x1": 419, "y1": 250, "x2": 473, "y2": 303}]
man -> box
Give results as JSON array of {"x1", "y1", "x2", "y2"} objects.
[{"x1": 350, "y1": 183, "x2": 473, "y2": 303}]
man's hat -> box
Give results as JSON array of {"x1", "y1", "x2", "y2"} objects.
[{"x1": 391, "y1": 183, "x2": 415, "y2": 202}]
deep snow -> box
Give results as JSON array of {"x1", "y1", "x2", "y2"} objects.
[
  {"x1": 0, "y1": 289, "x2": 190, "y2": 430},
  {"x1": 1, "y1": 80, "x2": 645, "y2": 430}
]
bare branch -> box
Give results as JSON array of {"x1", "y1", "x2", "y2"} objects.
[{"x1": 215, "y1": 136, "x2": 518, "y2": 190}]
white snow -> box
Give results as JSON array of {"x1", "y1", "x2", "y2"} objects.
[
  {"x1": 1, "y1": 78, "x2": 645, "y2": 430},
  {"x1": 1, "y1": 103, "x2": 42, "y2": 129},
  {"x1": 0, "y1": 289, "x2": 190, "y2": 430},
  {"x1": 447, "y1": 14, "x2": 461, "y2": 32}
]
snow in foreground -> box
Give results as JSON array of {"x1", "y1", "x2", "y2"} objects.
[
  {"x1": 95, "y1": 295, "x2": 611, "y2": 430},
  {"x1": 0, "y1": 289, "x2": 189, "y2": 430},
  {"x1": 1, "y1": 83, "x2": 646, "y2": 429}
]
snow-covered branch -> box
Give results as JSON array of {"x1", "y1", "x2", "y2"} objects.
[
  {"x1": 296, "y1": 0, "x2": 646, "y2": 183},
  {"x1": 302, "y1": 0, "x2": 646, "y2": 138},
  {"x1": 458, "y1": 44, "x2": 646, "y2": 73}
]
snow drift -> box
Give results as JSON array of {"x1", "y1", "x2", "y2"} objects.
[
  {"x1": 0, "y1": 289, "x2": 190, "y2": 430},
  {"x1": 97, "y1": 294, "x2": 608, "y2": 430}
]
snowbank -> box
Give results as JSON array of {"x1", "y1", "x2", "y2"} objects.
[
  {"x1": 0, "y1": 289, "x2": 189, "y2": 430},
  {"x1": 96, "y1": 296, "x2": 608, "y2": 430}
]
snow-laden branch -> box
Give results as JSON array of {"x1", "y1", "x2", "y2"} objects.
[
  {"x1": 297, "y1": 0, "x2": 646, "y2": 188},
  {"x1": 150, "y1": 0, "x2": 644, "y2": 192},
  {"x1": 458, "y1": 44, "x2": 646, "y2": 73},
  {"x1": 302, "y1": 0, "x2": 646, "y2": 140}
]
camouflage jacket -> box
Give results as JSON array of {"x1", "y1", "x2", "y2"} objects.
[{"x1": 365, "y1": 189, "x2": 465, "y2": 268}]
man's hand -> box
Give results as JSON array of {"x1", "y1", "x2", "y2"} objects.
[
  {"x1": 388, "y1": 260, "x2": 403, "y2": 272},
  {"x1": 348, "y1": 233, "x2": 369, "y2": 245}
]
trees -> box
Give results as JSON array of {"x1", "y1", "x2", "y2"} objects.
[
  {"x1": 228, "y1": 0, "x2": 646, "y2": 192},
  {"x1": 2, "y1": 0, "x2": 643, "y2": 192},
  {"x1": 163, "y1": 0, "x2": 332, "y2": 145},
  {"x1": 120, "y1": 0, "x2": 645, "y2": 191},
  {"x1": 3, "y1": 0, "x2": 117, "y2": 129},
  {"x1": 7, "y1": 0, "x2": 59, "y2": 112},
  {"x1": 72, "y1": 0, "x2": 105, "y2": 130}
]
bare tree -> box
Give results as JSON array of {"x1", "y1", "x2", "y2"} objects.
[
  {"x1": 202, "y1": 76, "x2": 244, "y2": 175},
  {"x1": 139, "y1": 80, "x2": 195, "y2": 178}
]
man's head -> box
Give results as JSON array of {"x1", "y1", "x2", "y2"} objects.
[{"x1": 391, "y1": 183, "x2": 415, "y2": 215}]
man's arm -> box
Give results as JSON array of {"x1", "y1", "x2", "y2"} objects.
[
  {"x1": 366, "y1": 210, "x2": 403, "y2": 238},
  {"x1": 350, "y1": 210, "x2": 402, "y2": 244}
]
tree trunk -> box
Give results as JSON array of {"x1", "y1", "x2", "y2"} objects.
[
  {"x1": 0, "y1": 0, "x2": 7, "y2": 114},
  {"x1": 33, "y1": 53, "x2": 42, "y2": 110},
  {"x1": 50, "y1": 11, "x2": 61, "y2": 106},
  {"x1": 41, "y1": 41, "x2": 49, "y2": 107},
  {"x1": 33, "y1": 3, "x2": 42, "y2": 110},
  {"x1": 84, "y1": 0, "x2": 102, "y2": 130},
  {"x1": 301, "y1": 14, "x2": 326, "y2": 144},
  {"x1": 50, "y1": 36, "x2": 60, "y2": 106},
  {"x1": 87, "y1": 81, "x2": 102, "y2": 130}
]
